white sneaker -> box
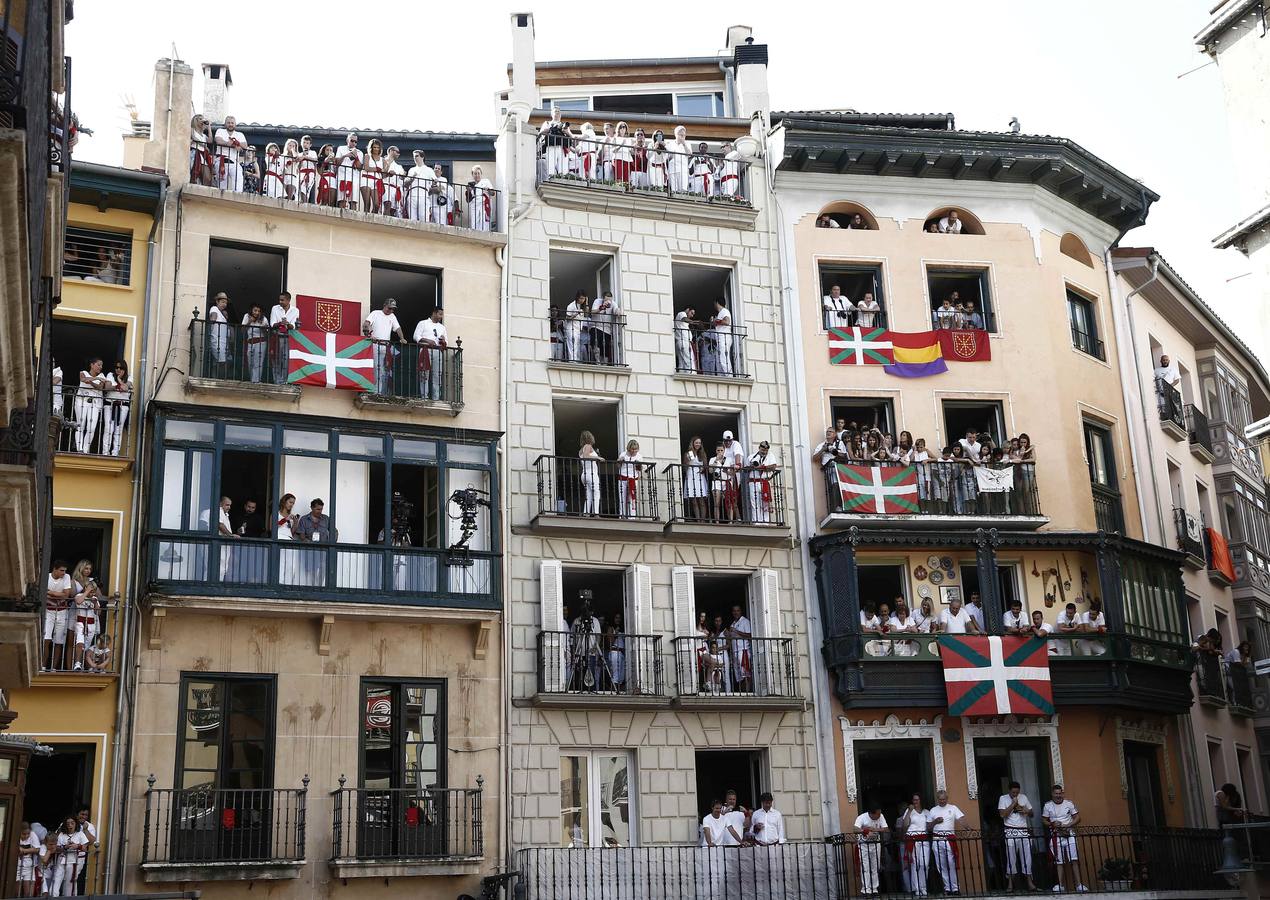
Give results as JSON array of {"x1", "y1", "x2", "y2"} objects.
[
  {"x1": 1077, "y1": 886, "x2": 1089, "y2": 894},
  {"x1": 73, "y1": 662, "x2": 83, "y2": 671},
  {"x1": 1053, "y1": 886, "x2": 1063, "y2": 894}
]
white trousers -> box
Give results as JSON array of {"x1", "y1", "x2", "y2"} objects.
[
  {"x1": 102, "y1": 400, "x2": 129, "y2": 456},
  {"x1": 933, "y1": 836, "x2": 958, "y2": 892},
  {"x1": 618, "y1": 478, "x2": 639, "y2": 517},
  {"x1": 747, "y1": 481, "x2": 771, "y2": 524},
  {"x1": 1005, "y1": 830, "x2": 1032, "y2": 875},
  {"x1": 713, "y1": 334, "x2": 734, "y2": 375},
  {"x1": 857, "y1": 842, "x2": 881, "y2": 894},
  {"x1": 406, "y1": 188, "x2": 429, "y2": 221},
  {"x1": 906, "y1": 839, "x2": 931, "y2": 896},
  {"x1": 581, "y1": 474, "x2": 600, "y2": 515},
  {"x1": 545, "y1": 146, "x2": 566, "y2": 177},
  {"x1": 675, "y1": 331, "x2": 694, "y2": 371},
  {"x1": 218, "y1": 161, "x2": 243, "y2": 192},
  {"x1": 74, "y1": 396, "x2": 101, "y2": 453},
  {"x1": 246, "y1": 340, "x2": 266, "y2": 383}
]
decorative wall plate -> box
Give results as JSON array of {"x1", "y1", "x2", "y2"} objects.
[
  {"x1": 944, "y1": 569, "x2": 956, "y2": 581},
  {"x1": 927, "y1": 555, "x2": 942, "y2": 569},
  {"x1": 914, "y1": 565, "x2": 929, "y2": 581},
  {"x1": 940, "y1": 556, "x2": 954, "y2": 570},
  {"x1": 929, "y1": 570, "x2": 944, "y2": 585},
  {"x1": 918, "y1": 585, "x2": 933, "y2": 599}
]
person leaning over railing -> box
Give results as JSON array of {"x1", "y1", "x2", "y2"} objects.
[
  {"x1": 616, "y1": 440, "x2": 647, "y2": 519},
  {"x1": 363, "y1": 298, "x2": 406, "y2": 395},
  {"x1": 744, "y1": 441, "x2": 780, "y2": 524},
  {"x1": 43, "y1": 560, "x2": 75, "y2": 672}
]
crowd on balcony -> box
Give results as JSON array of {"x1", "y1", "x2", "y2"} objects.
[
  {"x1": 859, "y1": 593, "x2": 1107, "y2": 657},
  {"x1": 1194, "y1": 627, "x2": 1255, "y2": 702},
  {"x1": 16, "y1": 809, "x2": 98, "y2": 897},
  {"x1": 51, "y1": 357, "x2": 133, "y2": 456},
  {"x1": 537, "y1": 109, "x2": 745, "y2": 200},
  {"x1": 549, "y1": 291, "x2": 624, "y2": 365},
  {"x1": 815, "y1": 421, "x2": 1038, "y2": 516},
  {"x1": 189, "y1": 116, "x2": 496, "y2": 230},
  {"x1": 700, "y1": 791, "x2": 787, "y2": 847},
  {"x1": 689, "y1": 605, "x2": 759, "y2": 694},
  {"x1": 43, "y1": 560, "x2": 113, "y2": 673}
]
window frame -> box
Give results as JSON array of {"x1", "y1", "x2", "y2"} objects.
[
  {"x1": 925, "y1": 265, "x2": 997, "y2": 333},
  {"x1": 174, "y1": 672, "x2": 277, "y2": 792},
  {"x1": 558, "y1": 748, "x2": 638, "y2": 849},
  {"x1": 817, "y1": 261, "x2": 887, "y2": 333},
  {"x1": 64, "y1": 224, "x2": 135, "y2": 286},
  {"x1": 206, "y1": 238, "x2": 289, "y2": 317},
  {"x1": 357, "y1": 677, "x2": 448, "y2": 791},
  {"x1": 1066, "y1": 288, "x2": 1104, "y2": 360}
]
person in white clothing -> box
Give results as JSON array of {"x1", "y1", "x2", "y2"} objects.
[
  {"x1": 39, "y1": 833, "x2": 64, "y2": 897},
  {"x1": 938, "y1": 210, "x2": 964, "y2": 234},
  {"x1": 55, "y1": 816, "x2": 88, "y2": 896},
  {"x1": 616, "y1": 440, "x2": 645, "y2": 519},
  {"x1": 213, "y1": 116, "x2": 248, "y2": 191},
  {"x1": 647, "y1": 130, "x2": 669, "y2": 189},
  {"x1": 335, "y1": 132, "x2": 363, "y2": 210},
  {"x1": 937, "y1": 595, "x2": 980, "y2": 634},
  {"x1": 929, "y1": 790, "x2": 965, "y2": 894},
  {"x1": 1030, "y1": 610, "x2": 1055, "y2": 645},
  {"x1": 708, "y1": 297, "x2": 734, "y2": 376},
  {"x1": 674, "y1": 305, "x2": 697, "y2": 372},
  {"x1": 363, "y1": 298, "x2": 405, "y2": 395},
  {"x1": 52, "y1": 362, "x2": 64, "y2": 417},
  {"x1": 240, "y1": 303, "x2": 269, "y2": 384},
  {"x1": 381, "y1": 146, "x2": 405, "y2": 217},
  {"x1": 1078, "y1": 600, "x2": 1107, "y2": 656},
  {"x1": 667, "y1": 126, "x2": 691, "y2": 193},
  {"x1": 101, "y1": 360, "x2": 132, "y2": 456},
  {"x1": 689, "y1": 142, "x2": 714, "y2": 195},
  {"x1": 206, "y1": 292, "x2": 231, "y2": 376},
  {"x1": 578, "y1": 430, "x2": 603, "y2": 516},
  {"x1": 589, "y1": 291, "x2": 619, "y2": 365},
  {"x1": 888, "y1": 602, "x2": 921, "y2": 657},
  {"x1": 722, "y1": 804, "x2": 747, "y2": 847},
  {"x1": 933, "y1": 297, "x2": 958, "y2": 330},
  {"x1": 958, "y1": 429, "x2": 983, "y2": 461},
  {"x1": 575, "y1": 123, "x2": 598, "y2": 180},
  {"x1": 854, "y1": 292, "x2": 882, "y2": 329},
  {"x1": 466, "y1": 165, "x2": 494, "y2": 231},
  {"x1": 16, "y1": 822, "x2": 40, "y2": 895},
  {"x1": 745, "y1": 441, "x2": 780, "y2": 525},
  {"x1": 262, "y1": 142, "x2": 286, "y2": 198},
  {"x1": 999, "y1": 782, "x2": 1037, "y2": 891},
  {"x1": 814, "y1": 427, "x2": 847, "y2": 470},
  {"x1": 1042, "y1": 785, "x2": 1086, "y2": 894},
  {"x1": 597, "y1": 123, "x2": 616, "y2": 181},
  {"x1": 360, "y1": 138, "x2": 386, "y2": 214},
  {"x1": 413, "y1": 307, "x2": 449, "y2": 400},
  {"x1": 74, "y1": 358, "x2": 108, "y2": 453},
  {"x1": 898, "y1": 794, "x2": 934, "y2": 896},
  {"x1": 189, "y1": 114, "x2": 216, "y2": 185},
  {"x1": 293, "y1": 134, "x2": 318, "y2": 202},
  {"x1": 1003, "y1": 598, "x2": 1030, "y2": 635},
  {"x1": 718, "y1": 141, "x2": 741, "y2": 197},
  {"x1": 268, "y1": 291, "x2": 299, "y2": 384},
  {"x1": 702, "y1": 800, "x2": 740, "y2": 847},
  {"x1": 611, "y1": 122, "x2": 633, "y2": 184},
  {"x1": 44, "y1": 560, "x2": 75, "y2": 671},
  {"x1": 430, "y1": 164, "x2": 452, "y2": 225},
  {"x1": 725, "y1": 604, "x2": 753, "y2": 692},
  {"x1": 1052, "y1": 602, "x2": 1080, "y2": 656},
  {"x1": 563, "y1": 291, "x2": 589, "y2": 363},
  {"x1": 539, "y1": 107, "x2": 571, "y2": 178},
  {"x1": 853, "y1": 806, "x2": 888, "y2": 896},
  {"x1": 749, "y1": 792, "x2": 785, "y2": 845},
  {"x1": 822, "y1": 284, "x2": 855, "y2": 330},
  {"x1": 405, "y1": 151, "x2": 435, "y2": 221}
]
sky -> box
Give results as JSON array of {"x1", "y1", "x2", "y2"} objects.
[{"x1": 66, "y1": 0, "x2": 1262, "y2": 361}]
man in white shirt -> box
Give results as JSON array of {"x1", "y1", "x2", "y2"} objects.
[
  {"x1": 413, "y1": 307, "x2": 449, "y2": 400},
  {"x1": 44, "y1": 560, "x2": 75, "y2": 671},
  {"x1": 745, "y1": 441, "x2": 780, "y2": 525},
  {"x1": 898, "y1": 793, "x2": 934, "y2": 896},
  {"x1": 406, "y1": 150, "x2": 435, "y2": 221},
  {"x1": 335, "y1": 132, "x2": 363, "y2": 210},
  {"x1": 1078, "y1": 600, "x2": 1107, "y2": 656},
  {"x1": 965, "y1": 592, "x2": 986, "y2": 634},
  {"x1": 1003, "y1": 598, "x2": 1029, "y2": 635},
  {"x1": 929, "y1": 790, "x2": 965, "y2": 894},
  {"x1": 853, "y1": 805, "x2": 888, "y2": 896},
  {"x1": 958, "y1": 429, "x2": 982, "y2": 460},
  {"x1": 57, "y1": 819, "x2": 90, "y2": 894},
  {"x1": 998, "y1": 781, "x2": 1037, "y2": 891},
  {"x1": 749, "y1": 792, "x2": 785, "y2": 845},
  {"x1": 1154, "y1": 353, "x2": 1181, "y2": 395},
  {"x1": 674, "y1": 305, "x2": 697, "y2": 372},
  {"x1": 938, "y1": 209, "x2": 964, "y2": 234},
  {"x1": 363, "y1": 298, "x2": 405, "y2": 395},
  {"x1": 814, "y1": 427, "x2": 846, "y2": 471},
  {"x1": 721, "y1": 803, "x2": 747, "y2": 847},
  {"x1": 938, "y1": 595, "x2": 980, "y2": 634},
  {"x1": 726, "y1": 605, "x2": 753, "y2": 693},
  {"x1": 213, "y1": 116, "x2": 248, "y2": 191},
  {"x1": 822, "y1": 284, "x2": 854, "y2": 330},
  {"x1": 430, "y1": 164, "x2": 452, "y2": 226},
  {"x1": 1053, "y1": 602, "x2": 1080, "y2": 656},
  {"x1": 1030, "y1": 610, "x2": 1055, "y2": 645},
  {"x1": 563, "y1": 291, "x2": 589, "y2": 362},
  {"x1": 933, "y1": 298, "x2": 958, "y2": 330},
  {"x1": 1042, "y1": 784, "x2": 1085, "y2": 893},
  {"x1": 701, "y1": 800, "x2": 738, "y2": 847},
  {"x1": 709, "y1": 297, "x2": 734, "y2": 375},
  {"x1": 854, "y1": 292, "x2": 882, "y2": 329},
  {"x1": 269, "y1": 291, "x2": 300, "y2": 384},
  {"x1": 590, "y1": 291, "x2": 619, "y2": 365}
]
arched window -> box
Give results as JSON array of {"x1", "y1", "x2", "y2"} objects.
[
  {"x1": 814, "y1": 202, "x2": 879, "y2": 231},
  {"x1": 922, "y1": 206, "x2": 986, "y2": 236},
  {"x1": 1060, "y1": 233, "x2": 1094, "y2": 267}
]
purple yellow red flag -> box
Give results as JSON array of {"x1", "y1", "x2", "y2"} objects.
[{"x1": 885, "y1": 330, "x2": 948, "y2": 378}]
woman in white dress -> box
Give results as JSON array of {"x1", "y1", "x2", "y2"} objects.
[
  {"x1": 189, "y1": 114, "x2": 216, "y2": 186},
  {"x1": 207, "y1": 292, "x2": 231, "y2": 374},
  {"x1": 684, "y1": 437, "x2": 709, "y2": 521},
  {"x1": 361, "y1": 138, "x2": 385, "y2": 214},
  {"x1": 241, "y1": 302, "x2": 269, "y2": 383},
  {"x1": 381, "y1": 146, "x2": 405, "y2": 217},
  {"x1": 294, "y1": 135, "x2": 318, "y2": 202},
  {"x1": 262, "y1": 143, "x2": 287, "y2": 199},
  {"x1": 612, "y1": 121, "x2": 633, "y2": 185},
  {"x1": 578, "y1": 430, "x2": 603, "y2": 516},
  {"x1": 647, "y1": 130, "x2": 669, "y2": 190},
  {"x1": 102, "y1": 360, "x2": 133, "y2": 456},
  {"x1": 466, "y1": 165, "x2": 494, "y2": 231},
  {"x1": 281, "y1": 138, "x2": 300, "y2": 199},
  {"x1": 277, "y1": 493, "x2": 299, "y2": 584}
]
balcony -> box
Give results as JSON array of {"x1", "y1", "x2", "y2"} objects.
[
  {"x1": 530, "y1": 455, "x2": 662, "y2": 535},
  {"x1": 140, "y1": 780, "x2": 308, "y2": 882},
  {"x1": 820, "y1": 461, "x2": 1046, "y2": 531},
  {"x1": 1172, "y1": 508, "x2": 1206, "y2": 569},
  {"x1": 671, "y1": 636, "x2": 800, "y2": 709},
  {"x1": 673, "y1": 322, "x2": 750, "y2": 381},
  {"x1": 187, "y1": 319, "x2": 464, "y2": 415},
  {"x1": 1156, "y1": 380, "x2": 1186, "y2": 440},
  {"x1": 535, "y1": 134, "x2": 759, "y2": 229},
  {"x1": 1185, "y1": 404, "x2": 1214, "y2": 462},
  {"x1": 1092, "y1": 485, "x2": 1125, "y2": 534},
  {"x1": 1195, "y1": 651, "x2": 1227, "y2": 707},
  {"x1": 146, "y1": 534, "x2": 497, "y2": 611},
  {"x1": 52, "y1": 385, "x2": 133, "y2": 470},
  {"x1": 1070, "y1": 325, "x2": 1105, "y2": 361},
  {"x1": 38, "y1": 594, "x2": 122, "y2": 682},
  {"x1": 1227, "y1": 661, "x2": 1256, "y2": 716},
  {"x1": 533, "y1": 632, "x2": 664, "y2": 708},
  {"x1": 549, "y1": 311, "x2": 627, "y2": 369},
  {"x1": 190, "y1": 143, "x2": 500, "y2": 234},
  {"x1": 663, "y1": 464, "x2": 788, "y2": 543},
  {"x1": 329, "y1": 782, "x2": 484, "y2": 879}
]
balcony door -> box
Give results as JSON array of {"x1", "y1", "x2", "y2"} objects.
[
  {"x1": 1124, "y1": 741, "x2": 1165, "y2": 829},
  {"x1": 559, "y1": 750, "x2": 635, "y2": 848},
  {"x1": 1084, "y1": 420, "x2": 1124, "y2": 532},
  {"x1": 174, "y1": 675, "x2": 275, "y2": 862},
  {"x1": 359, "y1": 680, "x2": 448, "y2": 858},
  {"x1": 972, "y1": 739, "x2": 1051, "y2": 837}
]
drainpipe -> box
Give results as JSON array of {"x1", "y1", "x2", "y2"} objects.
[
  {"x1": 108, "y1": 175, "x2": 167, "y2": 892},
  {"x1": 718, "y1": 59, "x2": 735, "y2": 119}
]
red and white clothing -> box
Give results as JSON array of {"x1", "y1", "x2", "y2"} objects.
[
  {"x1": 73, "y1": 593, "x2": 100, "y2": 648},
  {"x1": 362, "y1": 155, "x2": 386, "y2": 206},
  {"x1": 430, "y1": 172, "x2": 451, "y2": 225},
  {"x1": 335, "y1": 145, "x2": 363, "y2": 203},
  {"x1": 406, "y1": 164, "x2": 435, "y2": 221},
  {"x1": 294, "y1": 148, "x2": 318, "y2": 201},
  {"x1": 1042, "y1": 798, "x2": 1079, "y2": 863},
  {"x1": 467, "y1": 178, "x2": 494, "y2": 231},
  {"x1": 746, "y1": 450, "x2": 779, "y2": 523},
  {"x1": 667, "y1": 138, "x2": 692, "y2": 192},
  {"x1": 999, "y1": 793, "x2": 1034, "y2": 876},
  {"x1": 690, "y1": 153, "x2": 714, "y2": 195},
  {"x1": 213, "y1": 126, "x2": 248, "y2": 191},
  {"x1": 16, "y1": 831, "x2": 39, "y2": 884},
  {"x1": 719, "y1": 149, "x2": 741, "y2": 197},
  {"x1": 616, "y1": 451, "x2": 644, "y2": 518},
  {"x1": 382, "y1": 160, "x2": 405, "y2": 215},
  {"x1": 413, "y1": 318, "x2": 448, "y2": 400},
  {"x1": 576, "y1": 127, "x2": 598, "y2": 180},
  {"x1": 45, "y1": 572, "x2": 73, "y2": 645},
  {"x1": 647, "y1": 145, "x2": 669, "y2": 189},
  {"x1": 74, "y1": 369, "x2": 107, "y2": 454},
  {"x1": 263, "y1": 152, "x2": 287, "y2": 198},
  {"x1": 57, "y1": 828, "x2": 89, "y2": 893},
  {"x1": 611, "y1": 135, "x2": 633, "y2": 183},
  {"x1": 930, "y1": 802, "x2": 965, "y2": 893},
  {"x1": 899, "y1": 807, "x2": 934, "y2": 897},
  {"x1": 854, "y1": 812, "x2": 887, "y2": 895},
  {"x1": 102, "y1": 372, "x2": 131, "y2": 456},
  {"x1": 709, "y1": 306, "x2": 734, "y2": 376}
]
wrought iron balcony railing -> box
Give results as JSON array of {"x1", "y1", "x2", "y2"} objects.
[
  {"x1": 141, "y1": 779, "x2": 308, "y2": 867},
  {"x1": 1172, "y1": 507, "x2": 1206, "y2": 565},
  {"x1": 822, "y1": 461, "x2": 1041, "y2": 518},
  {"x1": 673, "y1": 322, "x2": 750, "y2": 378},
  {"x1": 330, "y1": 781, "x2": 483, "y2": 863},
  {"x1": 1156, "y1": 378, "x2": 1185, "y2": 433},
  {"x1": 1185, "y1": 404, "x2": 1213, "y2": 456},
  {"x1": 53, "y1": 385, "x2": 133, "y2": 456},
  {"x1": 536, "y1": 631, "x2": 663, "y2": 697},
  {"x1": 549, "y1": 311, "x2": 627, "y2": 367},
  {"x1": 672, "y1": 636, "x2": 797, "y2": 699},
  {"x1": 534, "y1": 455, "x2": 660, "y2": 522},
  {"x1": 664, "y1": 463, "x2": 786, "y2": 527},
  {"x1": 1195, "y1": 651, "x2": 1227, "y2": 705}
]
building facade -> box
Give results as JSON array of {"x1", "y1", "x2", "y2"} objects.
[
  {"x1": 498, "y1": 15, "x2": 829, "y2": 893},
  {"x1": 1111, "y1": 247, "x2": 1270, "y2": 822},
  {"x1": 112, "y1": 59, "x2": 506, "y2": 897}
]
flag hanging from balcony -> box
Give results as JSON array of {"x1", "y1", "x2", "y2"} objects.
[
  {"x1": 828, "y1": 327, "x2": 894, "y2": 365},
  {"x1": 296, "y1": 294, "x2": 362, "y2": 335},
  {"x1": 287, "y1": 329, "x2": 376, "y2": 390},
  {"x1": 937, "y1": 328, "x2": 991, "y2": 362},
  {"x1": 1207, "y1": 528, "x2": 1237, "y2": 582},
  {"x1": 835, "y1": 463, "x2": 920, "y2": 514},
  {"x1": 939, "y1": 635, "x2": 1054, "y2": 716},
  {"x1": 884, "y1": 331, "x2": 949, "y2": 378}
]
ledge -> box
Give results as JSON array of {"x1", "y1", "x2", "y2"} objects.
[
  {"x1": 537, "y1": 180, "x2": 760, "y2": 230},
  {"x1": 528, "y1": 514, "x2": 665, "y2": 536},
  {"x1": 546, "y1": 360, "x2": 631, "y2": 376},
  {"x1": 671, "y1": 694, "x2": 804, "y2": 711},
  {"x1": 1208, "y1": 568, "x2": 1235, "y2": 587},
  {"x1": 184, "y1": 376, "x2": 301, "y2": 403},
  {"x1": 820, "y1": 513, "x2": 1050, "y2": 532},
  {"x1": 1160, "y1": 418, "x2": 1187, "y2": 442},
  {"x1": 529, "y1": 692, "x2": 669, "y2": 710},
  {"x1": 33, "y1": 671, "x2": 117, "y2": 688},
  {"x1": 53, "y1": 452, "x2": 132, "y2": 473},
  {"x1": 1181, "y1": 551, "x2": 1207, "y2": 571},
  {"x1": 328, "y1": 856, "x2": 483, "y2": 879},
  {"x1": 664, "y1": 520, "x2": 791, "y2": 546},
  {"x1": 1189, "y1": 441, "x2": 1215, "y2": 464},
  {"x1": 0, "y1": 610, "x2": 40, "y2": 690},
  {"x1": 672, "y1": 372, "x2": 754, "y2": 387},
  {"x1": 141, "y1": 859, "x2": 305, "y2": 883},
  {"x1": 354, "y1": 392, "x2": 463, "y2": 418},
  {"x1": 148, "y1": 593, "x2": 502, "y2": 623}
]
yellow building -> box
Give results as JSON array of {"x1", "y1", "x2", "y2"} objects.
[{"x1": 7, "y1": 161, "x2": 165, "y2": 892}]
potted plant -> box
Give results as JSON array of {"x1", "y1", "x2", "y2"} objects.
[{"x1": 1098, "y1": 856, "x2": 1133, "y2": 890}]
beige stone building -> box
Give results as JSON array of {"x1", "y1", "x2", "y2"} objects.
[
  {"x1": 497, "y1": 15, "x2": 828, "y2": 892},
  {"x1": 113, "y1": 59, "x2": 506, "y2": 897}
]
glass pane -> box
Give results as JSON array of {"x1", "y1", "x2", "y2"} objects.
[
  {"x1": 184, "y1": 681, "x2": 222, "y2": 740},
  {"x1": 597, "y1": 754, "x2": 632, "y2": 848},
  {"x1": 447, "y1": 444, "x2": 488, "y2": 465},
  {"x1": 186, "y1": 451, "x2": 214, "y2": 531},
  {"x1": 560, "y1": 755, "x2": 589, "y2": 848},
  {"x1": 340, "y1": 434, "x2": 384, "y2": 457},
  {"x1": 362, "y1": 685, "x2": 394, "y2": 787},
  {"x1": 446, "y1": 470, "x2": 491, "y2": 553},
  {"x1": 678, "y1": 93, "x2": 715, "y2": 117},
  {"x1": 394, "y1": 438, "x2": 437, "y2": 462},
  {"x1": 0, "y1": 758, "x2": 12, "y2": 782},
  {"x1": 284, "y1": 428, "x2": 328, "y2": 451},
  {"x1": 550, "y1": 98, "x2": 590, "y2": 111},
  {"x1": 335, "y1": 459, "x2": 370, "y2": 545},
  {"x1": 224, "y1": 424, "x2": 273, "y2": 447},
  {"x1": 166, "y1": 420, "x2": 214, "y2": 442},
  {"x1": 161, "y1": 449, "x2": 186, "y2": 530}
]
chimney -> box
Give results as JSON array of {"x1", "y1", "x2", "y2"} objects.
[
  {"x1": 725, "y1": 25, "x2": 753, "y2": 51},
  {"x1": 730, "y1": 31, "x2": 770, "y2": 123},
  {"x1": 143, "y1": 57, "x2": 195, "y2": 182},
  {"x1": 507, "y1": 12, "x2": 537, "y2": 119},
  {"x1": 201, "y1": 62, "x2": 233, "y2": 123}
]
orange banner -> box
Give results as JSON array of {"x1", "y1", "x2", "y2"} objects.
[{"x1": 1207, "y1": 528, "x2": 1236, "y2": 582}]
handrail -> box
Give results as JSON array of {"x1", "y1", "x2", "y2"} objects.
[
  {"x1": 141, "y1": 779, "x2": 308, "y2": 865},
  {"x1": 537, "y1": 631, "x2": 663, "y2": 696},
  {"x1": 533, "y1": 454, "x2": 660, "y2": 521},
  {"x1": 822, "y1": 460, "x2": 1041, "y2": 518},
  {"x1": 663, "y1": 462, "x2": 785, "y2": 526},
  {"x1": 329, "y1": 781, "x2": 484, "y2": 862},
  {"x1": 672, "y1": 321, "x2": 749, "y2": 378}
]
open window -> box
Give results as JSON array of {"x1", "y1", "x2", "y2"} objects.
[
  {"x1": 815, "y1": 202, "x2": 878, "y2": 231},
  {"x1": 941, "y1": 400, "x2": 1005, "y2": 449},
  {"x1": 51, "y1": 318, "x2": 128, "y2": 454},
  {"x1": 64, "y1": 225, "x2": 132, "y2": 284},
  {"x1": 819, "y1": 264, "x2": 885, "y2": 331},
  {"x1": 52, "y1": 518, "x2": 114, "y2": 593},
  {"x1": 857, "y1": 563, "x2": 907, "y2": 622},
  {"x1": 1066, "y1": 288, "x2": 1103, "y2": 360},
  {"x1": 24, "y1": 744, "x2": 96, "y2": 843},
  {"x1": 923, "y1": 206, "x2": 985, "y2": 235},
  {"x1": 594, "y1": 93, "x2": 673, "y2": 115},
  {"x1": 207, "y1": 240, "x2": 287, "y2": 324},
  {"x1": 550, "y1": 248, "x2": 619, "y2": 365},
  {"x1": 371, "y1": 261, "x2": 441, "y2": 343},
  {"x1": 672, "y1": 262, "x2": 741, "y2": 376},
  {"x1": 829, "y1": 398, "x2": 894, "y2": 435},
  {"x1": 928, "y1": 267, "x2": 995, "y2": 332},
  {"x1": 547, "y1": 398, "x2": 623, "y2": 517},
  {"x1": 677, "y1": 406, "x2": 743, "y2": 459}
]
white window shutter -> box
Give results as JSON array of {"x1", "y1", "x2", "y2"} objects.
[
  {"x1": 749, "y1": 568, "x2": 783, "y2": 696},
  {"x1": 625, "y1": 564, "x2": 655, "y2": 694},
  {"x1": 540, "y1": 560, "x2": 565, "y2": 692},
  {"x1": 672, "y1": 565, "x2": 697, "y2": 696}
]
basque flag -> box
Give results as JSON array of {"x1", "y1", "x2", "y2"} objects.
[
  {"x1": 287, "y1": 329, "x2": 376, "y2": 390},
  {"x1": 836, "y1": 463, "x2": 920, "y2": 514},
  {"x1": 939, "y1": 635, "x2": 1054, "y2": 716},
  {"x1": 828, "y1": 327, "x2": 894, "y2": 366}
]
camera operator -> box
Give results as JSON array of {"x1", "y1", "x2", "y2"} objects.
[{"x1": 570, "y1": 594, "x2": 602, "y2": 692}]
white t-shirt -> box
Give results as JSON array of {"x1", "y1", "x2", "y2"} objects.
[
  {"x1": 939, "y1": 607, "x2": 974, "y2": 634},
  {"x1": 815, "y1": 439, "x2": 845, "y2": 468},
  {"x1": 364, "y1": 309, "x2": 401, "y2": 341},
  {"x1": 966, "y1": 603, "x2": 986, "y2": 632},
  {"x1": 999, "y1": 793, "x2": 1032, "y2": 829},
  {"x1": 1003, "y1": 609, "x2": 1028, "y2": 630},
  {"x1": 930, "y1": 803, "x2": 965, "y2": 834},
  {"x1": 48, "y1": 573, "x2": 73, "y2": 595},
  {"x1": 702, "y1": 813, "x2": 730, "y2": 846},
  {"x1": 414, "y1": 319, "x2": 447, "y2": 346},
  {"x1": 901, "y1": 807, "x2": 932, "y2": 835},
  {"x1": 750, "y1": 807, "x2": 785, "y2": 844},
  {"x1": 721, "y1": 810, "x2": 746, "y2": 846},
  {"x1": 888, "y1": 615, "x2": 918, "y2": 633},
  {"x1": 1056, "y1": 610, "x2": 1081, "y2": 632},
  {"x1": 218, "y1": 507, "x2": 232, "y2": 533},
  {"x1": 854, "y1": 812, "x2": 887, "y2": 840},
  {"x1": 938, "y1": 215, "x2": 963, "y2": 234},
  {"x1": 17, "y1": 833, "x2": 40, "y2": 878},
  {"x1": 959, "y1": 439, "x2": 982, "y2": 458},
  {"x1": 58, "y1": 830, "x2": 89, "y2": 859},
  {"x1": 270, "y1": 304, "x2": 299, "y2": 328},
  {"x1": 1042, "y1": 799, "x2": 1078, "y2": 827},
  {"x1": 1034, "y1": 621, "x2": 1054, "y2": 637},
  {"x1": 860, "y1": 612, "x2": 881, "y2": 631},
  {"x1": 729, "y1": 615, "x2": 752, "y2": 653},
  {"x1": 1081, "y1": 610, "x2": 1106, "y2": 630}
]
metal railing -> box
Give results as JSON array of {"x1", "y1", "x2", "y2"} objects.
[
  {"x1": 1227, "y1": 661, "x2": 1256, "y2": 714},
  {"x1": 672, "y1": 636, "x2": 797, "y2": 699},
  {"x1": 854, "y1": 633, "x2": 1111, "y2": 659},
  {"x1": 824, "y1": 307, "x2": 889, "y2": 332},
  {"x1": 146, "y1": 534, "x2": 497, "y2": 606},
  {"x1": 53, "y1": 385, "x2": 133, "y2": 456},
  {"x1": 1195, "y1": 651, "x2": 1227, "y2": 704},
  {"x1": 1186, "y1": 404, "x2": 1213, "y2": 454},
  {"x1": 1092, "y1": 485, "x2": 1125, "y2": 534},
  {"x1": 26, "y1": 836, "x2": 105, "y2": 896},
  {"x1": 188, "y1": 318, "x2": 463, "y2": 404},
  {"x1": 822, "y1": 461, "x2": 1041, "y2": 518},
  {"x1": 1156, "y1": 378, "x2": 1185, "y2": 433},
  {"x1": 1221, "y1": 821, "x2": 1270, "y2": 871},
  {"x1": 673, "y1": 322, "x2": 749, "y2": 378},
  {"x1": 330, "y1": 781, "x2": 483, "y2": 863},
  {"x1": 549, "y1": 311, "x2": 627, "y2": 366},
  {"x1": 1173, "y1": 507, "x2": 1206, "y2": 563},
  {"x1": 536, "y1": 631, "x2": 663, "y2": 697},
  {"x1": 826, "y1": 825, "x2": 1229, "y2": 897},
  {"x1": 663, "y1": 463, "x2": 786, "y2": 526},
  {"x1": 534, "y1": 455, "x2": 660, "y2": 521},
  {"x1": 1070, "y1": 326, "x2": 1105, "y2": 360},
  {"x1": 191, "y1": 140, "x2": 499, "y2": 231},
  {"x1": 932, "y1": 307, "x2": 997, "y2": 333},
  {"x1": 536, "y1": 133, "x2": 753, "y2": 207},
  {"x1": 63, "y1": 225, "x2": 132, "y2": 284},
  {"x1": 41, "y1": 594, "x2": 121, "y2": 674},
  {"x1": 141, "y1": 779, "x2": 308, "y2": 866}
]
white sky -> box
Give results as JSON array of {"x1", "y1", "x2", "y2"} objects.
[{"x1": 66, "y1": 0, "x2": 1262, "y2": 361}]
